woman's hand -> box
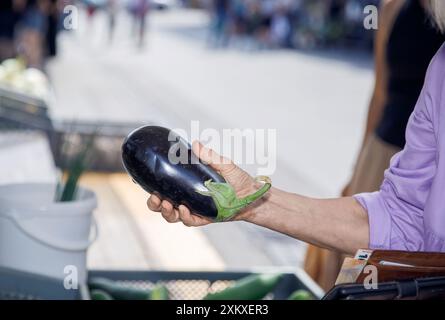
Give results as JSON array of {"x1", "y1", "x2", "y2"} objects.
[{"x1": 146, "y1": 141, "x2": 258, "y2": 226}]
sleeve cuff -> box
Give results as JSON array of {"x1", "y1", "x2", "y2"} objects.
[{"x1": 353, "y1": 192, "x2": 392, "y2": 250}]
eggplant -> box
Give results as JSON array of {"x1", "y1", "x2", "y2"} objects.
[{"x1": 121, "y1": 126, "x2": 271, "y2": 222}]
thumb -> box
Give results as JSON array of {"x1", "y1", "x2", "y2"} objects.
[{"x1": 192, "y1": 141, "x2": 235, "y2": 173}]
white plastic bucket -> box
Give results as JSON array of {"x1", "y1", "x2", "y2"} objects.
[{"x1": 0, "y1": 183, "x2": 97, "y2": 284}]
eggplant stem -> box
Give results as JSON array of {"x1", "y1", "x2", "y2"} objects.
[
  {"x1": 239, "y1": 176, "x2": 272, "y2": 206},
  {"x1": 198, "y1": 176, "x2": 272, "y2": 222}
]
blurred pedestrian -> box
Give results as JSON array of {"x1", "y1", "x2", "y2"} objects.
[
  {"x1": 17, "y1": 0, "x2": 50, "y2": 68},
  {"x1": 209, "y1": 0, "x2": 230, "y2": 47},
  {"x1": 45, "y1": 0, "x2": 59, "y2": 57},
  {"x1": 132, "y1": 0, "x2": 150, "y2": 48},
  {"x1": 304, "y1": 0, "x2": 445, "y2": 291},
  {"x1": 85, "y1": 0, "x2": 98, "y2": 20},
  {"x1": 0, "y1": 0, "x2": 24, "y2": 61},
  {"x1": 107, "y1": 0, "x2": 118, "y2": 44},
  {"x1": 323, "y1": 0, "x2": 346, "y2": 45},
  {"x1": 257, "y1": 0, "x2": 273, "y2": 47},
  {"x1": 244, "y1": 0, "x2": 262, "y2": 48},
  {"x1": 231, "y1": 0, "x2": 247, "y2": 36},
  {"x1": 270, "y1": 4, "x2": 291, "y2": 47}
]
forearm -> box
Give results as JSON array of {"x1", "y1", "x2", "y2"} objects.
[{"x1": 243, "y1": 188, "x2": 370, "y2": 254}]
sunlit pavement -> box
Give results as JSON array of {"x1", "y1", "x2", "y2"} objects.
[{"x1": 48, "y1": 8, "x2": 373, "y2": 270}]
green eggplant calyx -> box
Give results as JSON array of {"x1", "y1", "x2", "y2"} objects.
[{"x1": 197, "y1": 176, "x2": 272, "y2": 222}]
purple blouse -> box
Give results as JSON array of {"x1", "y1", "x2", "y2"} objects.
[{"x1": 354, "y1": 43, "x2": 445, "y2": 252}]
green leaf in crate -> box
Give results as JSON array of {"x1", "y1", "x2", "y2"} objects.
[
  {"x1": 204, "y1": 273, "x2": 283, "y2": 300},
  {"x1": 287, "y1": 289, "x2": 315, "y2": 300},
  {"x1": 90, "y1": 289, "x2": 114, "y2": 300},
  {"x1": 149, "y1": 285, "x2": 169, "y2": 300},
  {"x1": 89, "y1": 277, "x2": 152, "y2": 300}
]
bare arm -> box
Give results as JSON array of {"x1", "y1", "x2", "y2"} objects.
[
  {"x1": 243, "y1": 189, "x2": 369, "y2": 255},
  {"x1": 147, "y1": 142, "x2": 370, "y2": 256}
]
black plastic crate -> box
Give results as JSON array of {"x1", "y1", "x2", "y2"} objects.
[
  {"x1": 88, "y1": 269, "x2": 324, "y2": 300},
  {"x1": 0, "y1": 267, "x2": 87, "y2": 300},
  {"x1": 0, "y1": 267, "x2": 323, "y2": 300}
]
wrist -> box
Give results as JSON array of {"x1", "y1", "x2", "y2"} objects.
[{"x1": 236, "y1": 186, "x2": 278, "y2": 223}]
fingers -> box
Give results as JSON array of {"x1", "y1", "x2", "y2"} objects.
[
  {"x1": 147, "y1": 192, "x2": 211, "y2": 226},
  {"x1": 160, "y1": 200, "x2": 180, "y2": 223},
  {"x1": 178, "y1": 205, "x2": 193, "y2": 226},
  {"x1": 192, "y1": 141, "x2": 235, "y2": 173},
  {"x1": 178, "y1": 205, "x2": 211, "y2": 227},
  {"x1": 147, "y1": 195, "x2": 162, "y2": 211}
]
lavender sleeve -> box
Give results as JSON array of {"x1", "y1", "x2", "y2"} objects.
[{"x1": 354, "y1": 45, "x2": 445, "y2": 251}]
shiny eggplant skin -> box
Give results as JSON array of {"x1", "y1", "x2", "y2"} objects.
[{"x1": 122, "y1": 126, "x2": 226, "y2": 219}]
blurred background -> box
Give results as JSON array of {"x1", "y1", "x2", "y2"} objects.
[{"x1": 0, "y1": 0, "x2": 375, "y2": 278}]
